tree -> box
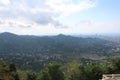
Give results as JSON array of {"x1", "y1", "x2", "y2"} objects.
[
  {"x1": 64, "y1": 61, "x2": 86, "y2": 80},
  {"x1": 27, "y1": 71, "x2": 37, "y2": 80},
  {"x1": 69, "y1": 65, "x2": 86, "y2": 80},
  {"x1": 104, "y1": 57, "x2": 120, "y2": 74},
  {"x1": 13, "y1": 73, "x2": 20, "y2": 80},
  {"x1": 9, "y1": 63, "x2": 20, "y2": 80},
  {"x1": 38, "y1": 62, "x2": 64, "y2": 80},
  {"x1": 9, "y1": 63, "x2": 17, "y2": 72},
  {"x1": 103, "y1": 63, "x2": 114, "y2": 74},
  {"x1": 112, "y1": 57, "x2": 120, "y2": 73},
  {"x1": 38, "y1": 69, "x2": 51, "y2": 80},
  {"x1": 85, "y1": 63, "x2": 103, "y2": 80}
]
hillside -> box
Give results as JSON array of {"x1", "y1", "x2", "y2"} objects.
[
  {"x1": 0, "y1": 32, "x2": 112, "y2": 54},
  {"x1": 0, "y1": 32, "x2": 116, "y2": 71}
]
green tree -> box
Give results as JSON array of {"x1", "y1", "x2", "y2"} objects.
[
  {"x1": 0, "y1": 60, "x2": 8, "y2": 67},
  {"x1": 27, "y1": 71, "x2": 37, "y2": 80},
  {"x1": 9, "y1": 63, "x2": 20, "y2": 80},
  {"x1": 103, "y1": 63, "x2": 114, "y2": 74},
  {"x1": 12, "y1": 73, "x2": 20, "y2": 80},
  {"x1": 37, "y1": 68, "x2": 50, "y2": 80},
  {"x1": 9, "y1": 63, "x2": 17, "y2": 72},
  {"x1": 85, "y1": 63, "x2": 103, "y2": 80},
  {"x1": 38, "y1": 62, "x2": 64, "y2": 80},
  {"x1": 104, "y1": 57, "x2": 120, "y2": 74},
  {"x1": 64, "y1": 61, "x2": 86, "y2": 80},
  {"x1": 69, "y1": 65, "x2": 86, "y2": 80},
  {"x1": 112, "y1": 57, "x2": 120, "y2": 73}
]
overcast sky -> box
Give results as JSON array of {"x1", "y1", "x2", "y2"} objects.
[{"x1": 0, "y1": 0, "x2": 120, "y2": 35}]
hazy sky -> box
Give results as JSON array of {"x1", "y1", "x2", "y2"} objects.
[{"x1": 0, "y1": 0, "x2": 120, "y2": 35}]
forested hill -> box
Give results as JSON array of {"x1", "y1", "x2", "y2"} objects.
[
  {"x1": 0, "y1": 32, "x2": 117, "y2": 71},
  {"x1": 0, "y1": 32, "x2": 112, "y2": 55}
]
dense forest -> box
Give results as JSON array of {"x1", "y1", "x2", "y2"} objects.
[{"x1": 1, "y1": 57, "x2": 120, "y2": 80}]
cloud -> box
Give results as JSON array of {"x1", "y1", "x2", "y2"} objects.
[
  {"x1": 0, "y1": 0, "x2": 99, "y2": 35},
  {"x1": 1, "y1": 19, "x2": 120, "y2": 35},
  {"x1": 46, "y1": 0, "x2": 96, "y2": 16},
  {"x1": 0, "y1": 0, "x2": 96, "y2": 28},
  {"x1": 0, "y1": 0, "x2": 10, "y2": 5}
]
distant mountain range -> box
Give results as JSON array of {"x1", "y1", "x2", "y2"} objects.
[
  {"x1": 0, "y1": 32, "x2": 113, "y2": 55},
  {"x1": 0, "y1": 32, "x2": 117, "y2": 71}
]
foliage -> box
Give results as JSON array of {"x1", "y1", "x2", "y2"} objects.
[
  {"x1": 38, "y1": 62, "x2": 64, "y2": 80},
  {"x1": 63, "y1": 61, "x2": 86, "y2": 80},
  {"x1": 0, "y1": 60, "x2": 20, "y2": 80},
  {"x1": 9, "y1": 63, "x2": 17, "y2": 72},
  {"x1": 64, "y1": 61, "x2": 103, "y2": 80},
  {"x1": 0, "y1": 60, "x2": 8, "y2": 67},
  {"x1": 27, "y1": 71, "x2": 37, "y2": 80},
  {"x1": 1, "y1": 56, "x2": 120, "y2": 80},
  {"x1": 85, "y1": 63, "x2": 103, "y2": 80},
  {"x1": 104, "y1": 57, "x2": 120, "y2": 74},
  {"x1": 37, "y1": 69, "x2": 50, "y2": 80}
]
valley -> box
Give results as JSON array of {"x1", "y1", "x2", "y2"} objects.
[{"x1": 0, "y1": 32, "x2": 120, "y2": 71}]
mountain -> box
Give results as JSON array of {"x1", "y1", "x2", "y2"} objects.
[
  {"x1": 0, "y1": 32, "x2": 115, "y2": 71},
  {"x1": 0, "y1": 32, "x2": 112, "y2": 54}
]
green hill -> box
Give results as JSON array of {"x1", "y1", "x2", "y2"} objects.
[{"x1": 0, "y1": 32, "x2": 115, "y2": 71}]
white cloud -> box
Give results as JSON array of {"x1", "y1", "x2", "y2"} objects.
[
  {"x1": 0, "y1": 18, "x2": 120, "y2": 35},
  {"x1": 1, "y1": 0, "x2": 112, "y2": 35},
  {"x1": 0, "y1": 0, "x2": 97, "y2": 25},
  {"x1": 46, "y1": 0, "x2": 96, "y2": 16},
  {"x1": 0, "y1": 0, "x2": 10, "y2": 5}
]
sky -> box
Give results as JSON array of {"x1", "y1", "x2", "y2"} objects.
[{"x1": 0, "y1": 0, "x2": 120, "y2": 35}]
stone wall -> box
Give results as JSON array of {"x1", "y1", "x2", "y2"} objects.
[{"x1": 102, "y1": 74, "x2": 120, "y2": 80}]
